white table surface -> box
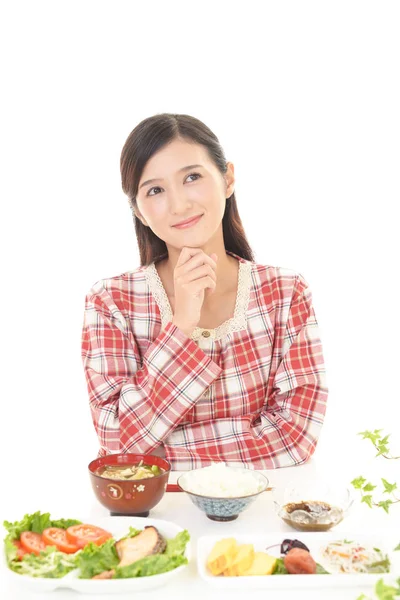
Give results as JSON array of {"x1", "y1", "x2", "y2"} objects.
[{"x1": 2, "y1": 459, "x2": 400, "y2": 600}]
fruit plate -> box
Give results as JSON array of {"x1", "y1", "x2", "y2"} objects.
[
  {"x1": 3, "y1": 517, "x2": 190, "y2": 594},
  {"x1": 197, "y1": 531, "x2": 400, "y2": 589}
]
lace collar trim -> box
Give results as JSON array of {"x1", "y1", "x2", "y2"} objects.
[{"x1": 144, "y1": 253, "x2": 252, "y2": 342}]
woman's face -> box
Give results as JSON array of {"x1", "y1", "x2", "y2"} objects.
[{"x1": 134, "y1": 138, "x2": 234, "y2": 250}]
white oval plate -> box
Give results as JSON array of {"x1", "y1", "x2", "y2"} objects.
[
  {"x1": 197, "y1": 531, "x2": 400, "y2": 589},
  {"x1": 3, "y1": 516, "x2": 191, "y2": 594}
]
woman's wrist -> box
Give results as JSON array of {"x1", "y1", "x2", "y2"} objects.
[{"x1": 171, "y1": 318, "x2": 195, "y2": 338}]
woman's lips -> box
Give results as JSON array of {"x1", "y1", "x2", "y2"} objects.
[{"x1": 172, "y1": 214, "x2": 203, "y2": 229}]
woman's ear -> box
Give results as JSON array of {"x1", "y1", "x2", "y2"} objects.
[
  {"x1": 133, "y1": 205, "x2": 149, "y2": 227},
  {"x1": 225, "y1": 161, "x2": 235, "y2": 198}
]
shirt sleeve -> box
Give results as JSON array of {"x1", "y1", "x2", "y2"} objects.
[
  {"x1": 163, "y1": 275, "x2": 328, "y2": 469},
  {"x1": 81, "y1": 284, "x2": 222, "y2": 456}
]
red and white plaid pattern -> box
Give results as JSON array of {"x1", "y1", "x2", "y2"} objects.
[{"x1": 81, "y1": 253, "x2": 328, "y2": 470}]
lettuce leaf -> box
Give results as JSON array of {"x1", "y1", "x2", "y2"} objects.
[
  {"x1": 6, "y1": 545, "x2": 78, "y2": 578},
  {"x1": 50, "y1": 518, "x2": 83, "y2": 530},
  {"x1": 3, "y1": 511, "x2": 81, "y2": 540},
  {"x1": 272, "y1": 558, "x2": 288, "y2": 574},
  {"x1": 113, "y1": 553, "x2": 188, "y2": 578},
  {"x1": 76, "y1": 539, "x2": 119, "y2": 579},
  {"x1": 4, "y1": 537, "x2": 19, "y2": 565},
  {"x1": 117, "y1": 527, "x2": 141, "y2": 541},
  {"x1": 272, "y1": 557, "x2": 330, "y2": 575},
  {"x1": 164, "y1": 530, "x2": 190, "y2": 557},
  {"x1": 316, "y1": 563, "x2": 330, "y2": 574}
]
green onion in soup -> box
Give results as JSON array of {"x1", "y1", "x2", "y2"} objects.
[{"x1": 96, "y1": 462, "x2": 163, "y2": 480}]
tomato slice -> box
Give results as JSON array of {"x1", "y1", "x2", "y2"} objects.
[
  {"x1": 42, "y1": 527, "x2": 80, "y2": 554},
  {"x1": 13, "y1": 540, "x2": 29, "y2": 560},
  {"x1": 20, "y1": 531, "x2": 47, "y2": 555},
  {"x1": 65, "y1": 524, "x2": 112, "y2": 549}
]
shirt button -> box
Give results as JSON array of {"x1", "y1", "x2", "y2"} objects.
[{"x1": 202, "y1": 330, "x2": 210, "y2": 337}]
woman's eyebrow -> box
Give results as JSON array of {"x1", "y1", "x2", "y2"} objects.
[{"x1": 139, "y1": 164, "x2": 203, "y2": 189}]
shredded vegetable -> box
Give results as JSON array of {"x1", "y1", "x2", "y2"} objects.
[{"x1": 321, "y1": 540, "x2": 390, "y2": 574}]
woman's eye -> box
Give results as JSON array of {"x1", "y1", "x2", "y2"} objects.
[
  {"x1": 147, "y1": 172, "x2": 201, "y2": 196},
  {"x1": 186, "y1": 172, "x2": 202, "y2": 182},
  {"x1": 147, "y1": 186, "x2": 162, "y2": 197}
]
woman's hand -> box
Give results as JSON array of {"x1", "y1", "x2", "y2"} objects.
[{"x1": 171, "y1": 247, "x2": 218, "y2": 337}]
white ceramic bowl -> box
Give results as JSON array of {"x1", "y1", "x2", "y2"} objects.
[{"x1": 178, "y1": 465, "x2": 269, "y2": 521}]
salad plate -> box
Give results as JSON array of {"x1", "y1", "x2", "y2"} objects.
[
  {"x1": 3, "y1": 515, "x2": 191, "y2": 594},
  {"x1": 197, "y1": 531, "x2": 400, "y2": 590}
]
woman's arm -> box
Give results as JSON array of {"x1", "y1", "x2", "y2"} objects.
[
  {"x1": 163, "y1": 276, "x2": 328, "y2": 469},
  {"x1": 81, "y1": 284, "x2": 222, "y2": 456}
]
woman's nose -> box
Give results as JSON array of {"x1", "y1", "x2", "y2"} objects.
[{"x1": 169, "y1": 188, "x2": 192, "y2": 214}]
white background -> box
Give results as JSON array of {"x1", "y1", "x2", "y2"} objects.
[{"x1": 1, "y1": 0, "x2": 399, "y2": 527}]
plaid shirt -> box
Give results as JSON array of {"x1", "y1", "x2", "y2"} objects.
[{"x1": 81, "y1": 251, "x2": 328, "y2": 470}]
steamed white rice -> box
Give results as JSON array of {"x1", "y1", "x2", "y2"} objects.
[{"x1": 182, "y1": 463, "x2": 264, "y2": 497}]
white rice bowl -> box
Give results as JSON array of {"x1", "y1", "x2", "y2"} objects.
[{"x1": 178, "y1": 463, "x2": 268, "y2": 498}]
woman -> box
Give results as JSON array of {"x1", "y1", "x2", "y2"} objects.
[{"x1": 81, "y1": 113, "x2": 328, "y2": 470}]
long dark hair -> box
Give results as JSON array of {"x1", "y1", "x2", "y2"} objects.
[{"x1": 120, "y1": 113, "x2": 255, "y2": 266}]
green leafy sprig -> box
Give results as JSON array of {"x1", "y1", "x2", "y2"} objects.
[
  {"x1": 351, "y1": 430, "x2": 400, "y2": 513},
  {"x1": 351, "y1": 476, "x2": 399, "y2": 513},
  {"x1": 358, "y1": 430, "x2": 400, "y2": 460},
  {"x1": 356, "y1": 576, "x2": 400, "y2": 600}
]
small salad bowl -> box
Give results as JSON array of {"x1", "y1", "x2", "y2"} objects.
[
  {"x1": 177, "y1": 465, "x2": 269, "y2": 522},
  {"x1": 88, "y1": 453, "x2": 171, "y2": 517}
]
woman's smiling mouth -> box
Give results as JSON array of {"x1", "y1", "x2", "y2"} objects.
[{"x1": 172, "y1": 214, "x2": 203, "y2": 229}]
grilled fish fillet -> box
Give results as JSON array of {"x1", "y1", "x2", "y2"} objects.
[
  {"x1": 116, "y1": 526, "x2": 167, "y2": 568},
  {"x1": 91, "y1": 526, "x2": 167, "y2": 579}
]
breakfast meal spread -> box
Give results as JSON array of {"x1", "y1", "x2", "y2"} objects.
[{"x1": 3, "y1": 466, "x2": 398, "y2": 592}]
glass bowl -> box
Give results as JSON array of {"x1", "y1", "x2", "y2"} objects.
[{"x1": 272, "y1": 481, "x2": 354, "y2": 531}]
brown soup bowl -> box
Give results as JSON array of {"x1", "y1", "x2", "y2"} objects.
[{"x1": 88, "y1": 453, "x2": 171, "y2": 516}]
